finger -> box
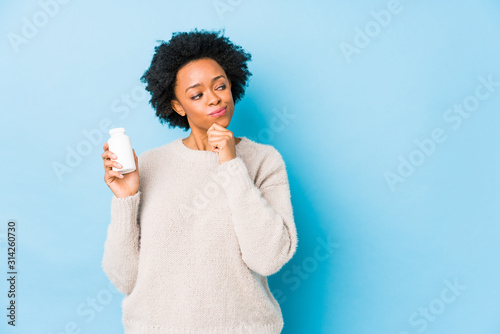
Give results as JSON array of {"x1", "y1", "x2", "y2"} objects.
[
  {"x1": 102, "y1": 143, "x2": 109, "y2": 159},
  {"x1": 208, "y1": 125, "x2": 228, "y2": 134},
  {"x1": 207, "y1": 130, "x2": 228, "y2": 135},
  {"x1": 102, "y1": 150, "x2": 117, "y2": 161},
  {"x1": 207, "y1": 136, "x2": 228, "y2": 145},
  {"x1": 103, "y1": 160, "x2": 114, "y2": 171},
  {"x1": 132, "y1": 149, "x2": 139, "y2": 172},
  {"x1": 106, "y1": 168, "x2": 124, "y2": 178},
  {"x1": 113, "y1": 171, "x2": 124, "y2": 179},
  {"x1": 207, "y1": 140, "x2": 224, "y2": 149},
  {"x1": 207, "y1": 133, "x2": 228, "y2": 139},
  {"x1": 208, "y1": 141, "x2": 225, "y2": 151},
  {"x1": 105, "y1": 170, "x2": 124, "y2": 183},
  {"x1": 102, "y1": 143, "x2": 116, "y2": 158},
  {"x1": 104, "y1": 159, "x2": 122, "y2": 169},
  {"x1": 210, "y1": 122, "x2": 226, "y2": 129}
]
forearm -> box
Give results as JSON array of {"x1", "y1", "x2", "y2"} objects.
[
  {"x1": 101, "y1": 190, "x2": 141, "y2": 294},
  {"x1": 216, "y1": 157, "x2": 298, "y2": 276}
]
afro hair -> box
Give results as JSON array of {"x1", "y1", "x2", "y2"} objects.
[{"x1": 140, "y1": 29, "x2": 252, "y2": 131}]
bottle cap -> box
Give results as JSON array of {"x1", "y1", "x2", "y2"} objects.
[{"x1": 109, "y1": 128, "x2": 126, "y2": 136}]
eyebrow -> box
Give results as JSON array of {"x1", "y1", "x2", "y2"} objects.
[{"x1": 185, "y1": 75, "x2": 226, "y2": 93}]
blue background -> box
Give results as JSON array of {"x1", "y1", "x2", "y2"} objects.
[{"x1": 1, "y1": 0, "x2": 500, "y2": 333}]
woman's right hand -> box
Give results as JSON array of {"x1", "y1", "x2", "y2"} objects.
[{"x1": 102, "y1": 142, "x2": 140, "y2": 198}]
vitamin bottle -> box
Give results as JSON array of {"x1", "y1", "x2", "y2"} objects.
[{"x1": 107, "y1": 128, "x2": 136, "y2": 174}]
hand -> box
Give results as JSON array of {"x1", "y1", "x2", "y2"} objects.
[
  {"x1": 207, "y1": 122, "x2": 237, "y2": 165},
  {"x1": 102, "y1": 142, "x2": 140, "y2": 198}
]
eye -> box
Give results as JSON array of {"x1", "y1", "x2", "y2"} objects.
[
  {"x1": 191, "y1": 93, "x2": 202, "y2": 100},
  {"x1": 216, "y1": 84, "x2": 226, "y2": 90}
]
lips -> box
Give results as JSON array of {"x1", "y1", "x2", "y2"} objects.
[{"x1": 209, "y1": 107, "x2": 226, "y2": 117}]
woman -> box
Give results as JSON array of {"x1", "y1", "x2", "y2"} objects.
[{"x1": 101, "y1": 29, "x2": 298, "y2": 333}]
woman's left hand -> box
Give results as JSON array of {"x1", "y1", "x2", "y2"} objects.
[{"x1": 207, "y1": 122, "x2": 237, "y2": 165}]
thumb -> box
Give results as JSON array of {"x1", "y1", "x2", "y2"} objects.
[{"x1": 133, "y1": 149, "x2": 138, "y2": 166}]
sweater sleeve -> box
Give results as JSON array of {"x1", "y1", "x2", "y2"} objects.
[
  {"x1": 101, "y1": 190, "x2": 141, "y2": 295},
  {"x1": 215, "y1": 149, "x2": 298, "y2": 276}
]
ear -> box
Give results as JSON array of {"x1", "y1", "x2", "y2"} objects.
[{"x1": 171, "y1": 99, "x2": 185, "y2": 117}]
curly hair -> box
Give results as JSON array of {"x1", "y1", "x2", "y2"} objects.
[{"x1": 140, "y1": 29, "x2": 252, "y2": 131}]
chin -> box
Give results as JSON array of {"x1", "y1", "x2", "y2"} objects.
[{"x1": 216, "y1": 118, "x2": 231, "y2": 127}]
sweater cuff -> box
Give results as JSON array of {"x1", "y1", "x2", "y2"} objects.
[
  {"x1": 216, "y1": 157, "x2": 255, "y2": 199},
  {"x1": 111, "y1": 191, "x2": 141, "y2": 225}
]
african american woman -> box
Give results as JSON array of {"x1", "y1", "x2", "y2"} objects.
[{"x1": 101, "y1": 29, "x2": 298, "y2": 334}]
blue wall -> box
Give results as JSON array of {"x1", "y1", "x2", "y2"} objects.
[{"x1": 1, "y1": 0, "x2": 499, "y2": 333}]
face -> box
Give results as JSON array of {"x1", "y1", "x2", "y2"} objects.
[{"x1": 171, "y1": 57, "x2": 234, "y2": 132}]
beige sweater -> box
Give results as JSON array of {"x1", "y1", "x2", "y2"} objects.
[{"x1": 101, "y1": 136, "x2": 298, "y2": 333}]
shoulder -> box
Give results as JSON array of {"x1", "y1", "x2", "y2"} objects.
[
  {"x1": 239, "y1": 137, "x2": 286, "y2": 168},
  {"x1": 238, "y1": 138, "x2": 289, "y2": 188},
  {"x1": 136, "y1": 140, "x2": 175, "y2": 171}
]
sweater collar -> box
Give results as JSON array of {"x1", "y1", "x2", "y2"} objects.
[{"x1": 170, "y1": 136, "x2": 250, "y2": 163}]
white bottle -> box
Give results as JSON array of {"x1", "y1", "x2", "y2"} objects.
[{"x1": 107, "y1": 128, "x2": 136, "y2": 174}]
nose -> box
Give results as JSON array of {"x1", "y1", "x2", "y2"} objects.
[{"x1": 206, "y1": 88, "x2": 221, "y2": 106}]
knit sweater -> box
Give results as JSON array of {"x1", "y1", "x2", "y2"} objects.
[{"x1": 101, "y1": 136, "x2": 298, "y2": 334}]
